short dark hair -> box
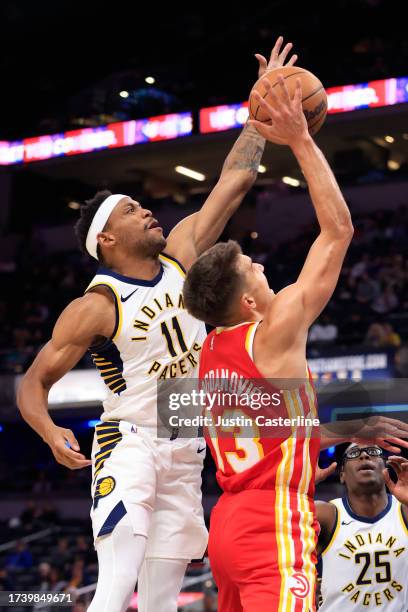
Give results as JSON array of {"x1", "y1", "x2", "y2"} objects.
[
  {"x1": 183, "y1": 240, "x2": 244, "y2": 326},
  {"x1": 74, "y1": 190, "x2": 112, "y2": 261}
]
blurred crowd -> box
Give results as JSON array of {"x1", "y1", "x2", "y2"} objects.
[{"x1": 1, "y1": 203, "x2": 407, "y2": 373}]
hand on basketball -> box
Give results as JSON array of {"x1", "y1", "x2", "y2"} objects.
[
  {"x1": 249, "y1": 76, "x2": 309, "y2": 145},
  {"x1": 45, "y1": 425, "x2": 92, "y2": 470},
  {"x1": 316, "y1": 462, "x2": 337, "y2": 484},
  {"x1": 255, "y1": 36, "x2": 298, "y2": 79},
  {"x1": 383, "y1": 456, "x2": 408, "y2": 505}
]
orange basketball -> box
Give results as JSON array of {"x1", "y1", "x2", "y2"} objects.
[{"x1": 248, "y1": 65, "x2": 328, "y2": 136}]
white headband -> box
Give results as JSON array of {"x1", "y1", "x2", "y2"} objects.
[{"x1": 85, "y1": 194, "x2": 127, "y2": 260}]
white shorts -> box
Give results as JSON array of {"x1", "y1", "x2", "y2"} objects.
[{"x1": 90, "y1": 419, "x2": 208, "y2": 560}]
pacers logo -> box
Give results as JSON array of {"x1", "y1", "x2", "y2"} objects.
[
  {"x1": 93, "y1": 476, "x2": 116, "y2": 509},
  {"x1": 288, "y1": 571, "x2": 310, "y2": 599}
]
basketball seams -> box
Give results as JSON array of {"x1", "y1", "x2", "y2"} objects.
[{"x1": 249, "y1": 67, "x2": 327, "y2": 134}]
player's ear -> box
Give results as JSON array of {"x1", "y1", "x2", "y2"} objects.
[
  {"x1": 98, "y1": 231, "x2": 116, "y2": 251},
  {"x1": 241, "y1": 293, "x2": 256, "y2": 310}
]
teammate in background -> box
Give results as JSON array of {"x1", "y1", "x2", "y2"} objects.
[
  {"x1": 183, "y1": 77, "x2": 408, "y2": 609},
  {"x1": 16, "y1": 38, "x2": 298, "y2": 612},
  {"x1": 316, "y1": 445, "x2": 408, "y2": 610}
]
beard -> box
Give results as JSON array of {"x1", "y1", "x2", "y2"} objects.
[{"x1": 125, "y1": 231, "x2": 167, "y2": 258}]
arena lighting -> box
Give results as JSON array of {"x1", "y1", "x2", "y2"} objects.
[
  {"x1": 87, "y1": 420, "x2": 100, "y2": 428},
  {"x1": 250, "y1": 231, "x2": 258, "y2": 239},
  {"x1": 0, "y1": 425, "x2": 3, "y2": 432},
  {"x1": 258, "y1": 164, "x2": 267, "y2": 173},
  {"x1": 388, "y1": 160, "x2": 401, "y2": 171},
  {"x1": 119, "y1": 90, "x2": 129, "y2": 98},
  {"x1": 68, "y1": 201, "x2": 80, "y2": 210},
  {"x1": 145, "y1": 76, "x2": 155, "y2": 85},
  {"x1": 384, "y1": 135, "x2": 394, "y2": 143},
  {"x1": 199, "y1": 75, "x2": 408, "y2": 133},
  {"x1": 282, "y1": 176, "x2": 300, "y2": 187},
  {"x1": 175, "y1": 166, "x2": 206, "y2": 181},
  {"x1": 0, "y1": 112, "x2": 193, "y2": 165}
]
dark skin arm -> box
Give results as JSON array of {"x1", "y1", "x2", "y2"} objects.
[
  {"x1": 16, "y1": 289, "x2": 115, "y2": 469},
  {"x1": 315, "y1": 501, "x2": 338, "y2": 557},
  {"x1": 383, "y1": 456, "x2": 408, "y2": 521},
  {"x1": 315, "y1": 463, "x2": 338, "y2": 556},
  {"x1": 165, "y1": 37, "x2": 298, "y2": 271}
]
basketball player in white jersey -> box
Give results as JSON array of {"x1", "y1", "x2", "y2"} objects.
[
  {"x1": 16, "y1": 36, "x2": 299, "y2": 612},
  {"x1": 316, "y1": 444, "x2": 408, "y2": 610}
]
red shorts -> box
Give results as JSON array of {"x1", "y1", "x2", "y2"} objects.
[{"x1": 208, "y1": 489, "x2": 317, "y2": 612}]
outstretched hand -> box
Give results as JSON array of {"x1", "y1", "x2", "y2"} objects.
[
  {"x1": 383, "y1": 456, "x2": 408, "y2": 505},
  {"x1": 255, "y1": 36, "x2": 298, "y2": 79},
  {"x1": 249, "y1": 76, "x2": 309, "y2": 145},
  {"x1": 316, "y1": 462, "x2": 338, "y2": 484}
]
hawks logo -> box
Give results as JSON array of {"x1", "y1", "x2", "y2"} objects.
[
  {"x1": 93, "y1": 476, "x2": 116, "y2": 509},
  {"x1": 288, "y1": 571, "x2": 310, "y2": 599}
]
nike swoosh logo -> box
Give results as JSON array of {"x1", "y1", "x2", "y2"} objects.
[
  {"x1": 341, "y1": 520, "x2": 354, "y2": 525},
  {"x1": 120, "y1": 289, "x2": 138, "y2": 303},
  {"x1": 197, "y1": 447, "x2": 206, "y2": 454}
]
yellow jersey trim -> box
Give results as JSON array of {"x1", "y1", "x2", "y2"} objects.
[
  {"x1": 159, "y1": 254, "x2": 186, "y2": 278},
  {"x1": 86, "y1": 281, "x2": 123, "y2": 342}
]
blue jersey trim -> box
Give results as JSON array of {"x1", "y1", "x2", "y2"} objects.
[
  {"x1": 342, "y1": 493, "x2": 392, "y2": 523},
  {"x1": 97, "y1": 501, "x2": 127, "y2": 537},
  {"x1": 97, "y1": 264, "x2": 163, "y2": 286}
]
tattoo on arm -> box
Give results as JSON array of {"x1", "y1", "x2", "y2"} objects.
[{"x1": 222, "y1": 123, "x2": 266, "y2": 177}]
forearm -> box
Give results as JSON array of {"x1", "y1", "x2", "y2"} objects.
[
  {"x1": 291, "y1": 135, "x2": 353, "y2": 235},
  {"x1": 17, "y1": 374, "x2": 56, "y2": 443},
  {"x1": 220, "y1": 122, "x2": 266, "y2": 186}
]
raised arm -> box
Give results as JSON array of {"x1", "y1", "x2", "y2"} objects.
[
  {"x1": 250, "y1": 76, "x2": 353, "y2": 333},
  {"x1": 17, "y1": 290, "x2": 115, "y2": 469},
  {"x1": 166, "y1": 37, "x2": 298, "y2": 270}
]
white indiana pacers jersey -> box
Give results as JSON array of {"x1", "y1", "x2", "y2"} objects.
[
  {"x1": 85, "y1": 253, "x2": 207, "y2": 427},
  {"x1": 319, "y1": 494, "x2": 408, "y2": 610}
]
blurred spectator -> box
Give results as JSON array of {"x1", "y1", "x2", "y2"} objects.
[
  {"x1": 371, "y1": 282, "x2": 399, "y2": 314},
  {"x1": 365, "y1": 323, "x2": 386, "y2": 347},
  {"x1": 394, "y1": 345, "x2": 408, "y2": 377},
  {"x1": 381, "y1": 323, "x2": 402, "y2": 348},
  {"x1": 5, "y1": 541, "x2": 33, "y2": 570},
  {"x1": 365, "y1": 322, "x2": 401, "y2": 348},
  {"x1": 309, "y1": 315, "x2": 338, "y2": 344},
  {"x1": 0, "y1": 567, "x2": 15, "y2": 590},
  {"x1": 32, "y1": 471, "x2": 53, "y2": 495},
  {"x1": 50, "y1": 538, "x2": 72, "y2": 571},
  {"x1": 20, "y1": 501, "x2": 42, "y2": 530}
]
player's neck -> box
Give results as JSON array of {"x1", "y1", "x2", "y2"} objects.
[
  {"x1": 106, "y1": 253, "x2": 161, "y2": 280},
  {"x1": 346, "y1": 488, "x2": 389, "y2": 518}
]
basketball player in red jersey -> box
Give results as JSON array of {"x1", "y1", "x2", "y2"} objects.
[{"x1": 183, "y1": 78, "x2": 408, "y2": 611}]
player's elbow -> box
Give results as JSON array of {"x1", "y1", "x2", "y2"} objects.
[
  {"x1": 324, "y1": 219, "x2": 354, "y2": 244},
  {"x1": 340, "y1": 217, "x2": 354, "y2": 240}
]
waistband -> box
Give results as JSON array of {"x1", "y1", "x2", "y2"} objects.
[{"x1": 96, "y1": 419, "x2": 179, "y2": 441}]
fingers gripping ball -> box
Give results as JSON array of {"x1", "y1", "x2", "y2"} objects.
[{"x1": 249, "y1": 65, "x2": 328, "y2": 135}]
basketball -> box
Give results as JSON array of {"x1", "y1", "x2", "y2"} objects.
[{"x1": 249, "y1": 65, "x2": 328, "y2": 135}]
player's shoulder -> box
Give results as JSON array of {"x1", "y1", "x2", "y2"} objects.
[{"x1": 55, "y1": 291, "x2": 115, "y2": 339}]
